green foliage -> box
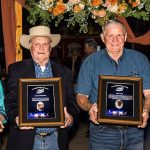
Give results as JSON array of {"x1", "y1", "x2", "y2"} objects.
[
  {"x1": 28, "y1": 6, "x2": 52, "y2": 26},
  {"x1": 66, "y1": 10, "x2": 89, "y2": 33},
  {"x1": 145, "y1": 0, "x2": 150, "y2": 12}
]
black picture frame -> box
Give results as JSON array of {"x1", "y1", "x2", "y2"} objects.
[
  {"x1": 18, "y1": 78, "x2": 64, "y2": 127},
  {"x1": 97, "y1": 75, "x2": 143, "y2": 126}
]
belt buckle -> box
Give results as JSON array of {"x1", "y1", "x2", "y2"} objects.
[
  {"x1": 39, "y1": 132, "x2": 48, "y2": 137},
  {"x1": 120, "y1": 126, "x2": 128, "y2": 129}
]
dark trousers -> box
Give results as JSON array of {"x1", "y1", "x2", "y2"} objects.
[{"x1": 144, "y1": 117, "x2": 150, "y2": 150}]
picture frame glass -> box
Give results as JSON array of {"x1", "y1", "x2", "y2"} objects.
[
  {"x1": 27, "y1": 84, "x2": 56, "y2": 119},
  {"x1": 106, "y1": 82, "x2": 134, "y2": 117}
]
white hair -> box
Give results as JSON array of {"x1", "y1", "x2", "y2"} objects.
[{"x1": 102, "y1": 20, "x2": 127, "y2": 34}]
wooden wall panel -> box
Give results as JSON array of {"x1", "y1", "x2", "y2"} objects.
[{"x1": 15, "y1": 1, "x2": 22, "y2": 61}]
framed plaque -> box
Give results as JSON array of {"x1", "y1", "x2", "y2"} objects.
[
  {"x1": 18, "y1": 78, "x2": 64, "y2": 127},
  {"x1": 97, "y1": 75, "x2": 143, "y2": 126}
]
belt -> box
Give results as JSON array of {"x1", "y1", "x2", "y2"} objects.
[
  {"x1": 105, "y1": 125, "x2": 128, "y2": 130},
  {"x1": 36, "y1": 132, "x2": 52, "y2": 137}
]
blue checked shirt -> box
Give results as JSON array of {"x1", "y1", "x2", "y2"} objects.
[{"x1": 34, "y1": 60, "x2": 57, "y2": 134}]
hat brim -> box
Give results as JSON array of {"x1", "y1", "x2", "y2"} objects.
[{"x1": 20, "y1": 34, "x2": 61, "y2": 49}]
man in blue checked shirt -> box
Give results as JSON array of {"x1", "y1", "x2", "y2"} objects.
[{"x1": 5, "y1": 26, "x2": 79, "y2": 150}]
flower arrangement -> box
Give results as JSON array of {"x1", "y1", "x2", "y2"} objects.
[{"x1": 26, "y1": 0, "x2": 150, "y2": 33}]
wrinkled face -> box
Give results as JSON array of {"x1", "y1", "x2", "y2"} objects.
[
  {"x1": 84, "y1": 44, "x2": 96, "y2": 56},
  {"x1": 101, "y1": 23, "x2": 127, "y2": 55},
  {"x1": 30, "y1": 36, "x2": 51, "y2": 65}
]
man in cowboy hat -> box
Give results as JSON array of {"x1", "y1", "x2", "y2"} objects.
[{"x1": 5, "y1": 26, "x2": 79, "y2": 150}]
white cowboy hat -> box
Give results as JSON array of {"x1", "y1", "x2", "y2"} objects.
[{"x1": 20, "y1": 26, "x2": 61, "y2": 49}]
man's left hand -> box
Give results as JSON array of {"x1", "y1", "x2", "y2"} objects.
[
  {"x1": 60, "y1": 107, "x2": 73, "y2": 128},
  {"x1": 140, "y1": 90, "x2": 150, "y2": 128},
  {"x1": 138, "y1": 111, "x2": 149, "y2": 128},
  {"x1": 0, "y1": 115, "x2": 5, "y2": 132}
]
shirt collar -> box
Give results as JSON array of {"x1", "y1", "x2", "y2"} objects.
[
  {"x1": 104, "y1": 48, "x2": 125, "y2": 62},
  {"x1": 33, "y1": 60, "x2": 51, "y2": 68}
]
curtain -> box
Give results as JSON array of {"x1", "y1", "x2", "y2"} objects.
[
  {"x1": 117, "y1": 16, "x2": 150, "y2": 45},
  {"x1": 1, "y1": 0, "x2": 25, "y2": 72},
  {"x1": 1, "y1": 0, "x2": 16, "y2": 72}
]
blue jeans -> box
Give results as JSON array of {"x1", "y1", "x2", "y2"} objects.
[
  {"x1": 89, "y1": 123, "x2": 144, "y2": 150},
  {"x1": 33, "y1": 131, "x2": 59, "y2": 150}
]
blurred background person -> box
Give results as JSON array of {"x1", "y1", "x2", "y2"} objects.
[
  {"x1": 84, "y1": 38, "x2": 97, "y2": 59},
  {"x1": 65, "y1": 43, "x2": 82, "y2": 84},
  {"x1": 81, "y1": 38, "x2": 98, "y2": 137},
  {"x1": 50, "y1": 45, "x2": 63, "y2": 64}
]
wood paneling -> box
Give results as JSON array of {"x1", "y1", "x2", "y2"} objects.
[{"x1": 15, "y1": 1, "x2": 22, "y2": 61}]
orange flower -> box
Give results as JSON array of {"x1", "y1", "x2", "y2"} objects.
[
  {"x1": 91, "y1": 0, "x2": 103, "y2": 7},
  {"x1": 107, "y1": 0, "x2": 118, "y2": 5},
  {"x1": 128, "y1": 0, "x2": 132, "y2": 4},
  {"x1": 97, "y1": 9, "x2": 106, "y2": 17},
  {"x1": 132, "y1": 1, "x2": 140, "y2": 7},
  {"x1": 118, "y1": 3, "x2": 127, "y2": 13},
  {"x1": 48, "y1": 7, "x2": 53, "y2": 13},
  {"x1": 53, "y1": 2, "x2": 66, "y2": 16},
  {"x1": 132, "y1": 2, "x2": 138, "y2": 7},
  {"x1": 58, "y1": 0, "x2": 63, "y2": 2},
  {"x1": 92, "y1": 9, "x2": 106, "y2": 17},
  {"x1": 128, "y1": 0, "x2": 140, "y2": 7},
  {"x1": 73, "y1": 5, "x2": 82, "y2": 13},
  {"x1": 91, "y1": 10, "x2": 97, "y2": 17}
]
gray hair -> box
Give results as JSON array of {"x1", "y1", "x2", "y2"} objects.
[{"x1": 102, "y1": 20, "x2": 126, "y2": 34}]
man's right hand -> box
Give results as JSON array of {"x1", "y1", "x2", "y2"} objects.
[
  {"x1": 15, "y1": 116, "x2": 34, "y2": 130},
  {"x1": 76, "y1": 94, "x2": 99, "y2": 124},
  {"x1": 89, "y1": 103, "x2": 99, "y2": 124}
]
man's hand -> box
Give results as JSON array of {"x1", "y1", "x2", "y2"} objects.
[
  {"x1": 138, "y1": 110, "x2": 149, "y2": 128},
  {"x1": 89, "y1": 103, "x2": 99, "y2": 124},
  {"x1": 60, "y1": 107, "x2": 73, "y2": 128},
  {"x1": 139, "y1": 89, "x2": 150, "y2": 128},
  {"x1": 0, "y1": 121, "x2": 4, "y2": 132},
  {"x1": 0, "y1": 114, "x2": 5, "y2": 132},
  {"x1": 15, "y1": 117, "x2": 34, "y2": 130}
]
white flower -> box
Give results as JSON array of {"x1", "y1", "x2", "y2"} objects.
[
  {"x1": 91, "y1": 15, "x2": 96, "y2": 19},
  {"x1": 138, "y1": 3, "x2": 144, "y2": 9},
  {"x1": 68, "y1": 0, "x2": 81, "y2": 4},
  {"x1": 65, "y1": 3, "x2": 71, "y2": 11},
  {"x1": 107, "y1": 4, "x2": 118, "y2": 13},
  {"x1": 79, "y1": 3, "x2": 85, "y2": 10},
  {"x1": 38, "y1": 0, "x2": 53, "y2": 10},
  {"x1": 42, "y1": 0, "x2": 53, "y2": 5}
]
